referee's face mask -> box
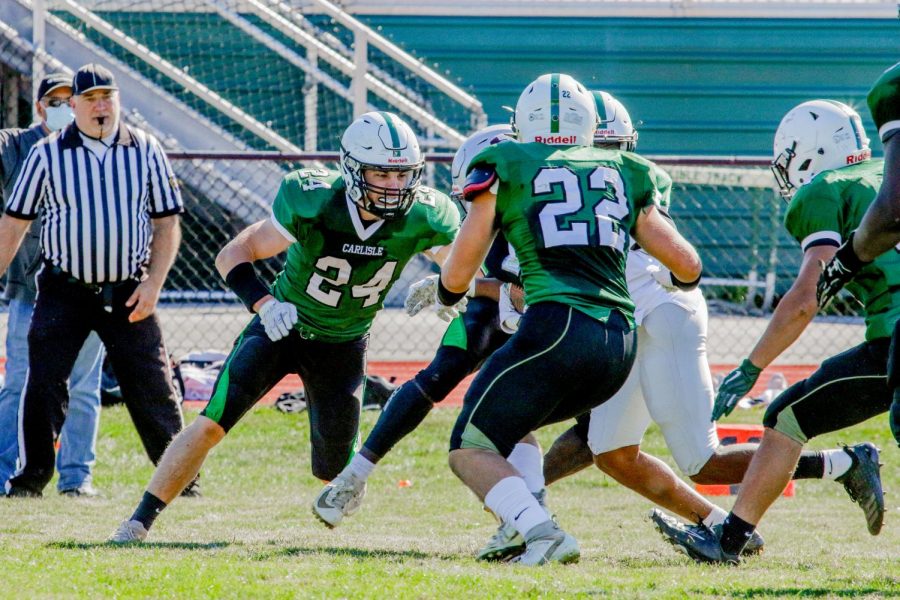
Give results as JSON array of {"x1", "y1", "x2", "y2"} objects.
[{"x1": 73, "y1": 89, "x2": 120, "y2": 140}]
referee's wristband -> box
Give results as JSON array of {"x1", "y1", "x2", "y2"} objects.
[
  {"x1": 225, "y1": 262, "x2": 270, "y2": 312},
  {"x1": 437, "y1": 276, "x2": 467, "y2": 307}
]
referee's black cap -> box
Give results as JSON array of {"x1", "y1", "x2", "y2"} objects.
[
  {"x1": 72, "y1": 64, "x2": 118, "y2": 96},
  {"x1": 36, "y1": 73, "x2": 72, "y2": 100}
]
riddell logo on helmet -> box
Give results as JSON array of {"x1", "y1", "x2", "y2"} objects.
[
  {"x1": 534, "y1": 135, "x2": 576, "y2": 144},
  {"x1": 387, "y1": 157, "x2": 409, "y2": 164},
  {"x1": 846, "y1": 149, "x2": 871, "y2": 165}
]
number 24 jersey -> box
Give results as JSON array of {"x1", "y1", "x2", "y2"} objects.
[{"x1": 271, "y1": 169, "x2": 459, "y2": 342}]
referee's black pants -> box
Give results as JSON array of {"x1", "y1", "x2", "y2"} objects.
[{"x1": 5, "y1": 268, "x2": 184, "y2": 495}]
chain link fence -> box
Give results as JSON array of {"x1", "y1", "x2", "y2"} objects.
[{"x1": 143, "y1": 153, "x2": 865, "y2": 365}]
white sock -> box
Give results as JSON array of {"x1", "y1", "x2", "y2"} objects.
[
  {"x1": 346, "y1": 453, "x2": 376, "y2": 482},
  {"x1": 702, "y1": 505, "x2": 728, "y2": 529},
  {"x1": 506, "y1": 443, "x2": 545, "y2": 494},
  {"x1": 484, "y1": 476, "x2": 551, "y2": 538},
  {"x1": 822, "y1": 448, "x2": 853, "y2": 480}
]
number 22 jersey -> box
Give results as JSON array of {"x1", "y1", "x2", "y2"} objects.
[{"x1": 470, "y1": 142, "x2": 667, "y2": 327}]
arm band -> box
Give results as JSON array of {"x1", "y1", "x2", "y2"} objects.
[
  {"x1": 225, "y1": 262, "x2": 271, "y2": 312},
  {"x1": 437, "y1": 276, "x2": 467, "y2": 307},
  {"x1": 672, "y1": 272, "x2": 702, "y2": 291}
]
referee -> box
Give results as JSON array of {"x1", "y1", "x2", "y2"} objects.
[{"x1": 0, "y1": 64, "x2": 186, "y2": 497}]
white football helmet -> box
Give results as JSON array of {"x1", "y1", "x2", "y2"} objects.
[
  {"x1": 772, "y1": 100, "x2": 871, "y2": 199},
  {"x1": 450, "y1": 124, "x2": 514, "y2": 210},
  {"x1": 340, "y1": 111, "x2": 424, "y2": 219},
  {"x1": 592, "y1": 91, "x2": 638, "y2": 151},
  {"x1": 513, "y1": 73, "x2": 597, "y2": 146}
]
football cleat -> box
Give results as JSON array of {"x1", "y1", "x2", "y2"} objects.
[
  {"x1": 510, "y1": 520, "x2": 580, "y2": 566},
  {"x1": 477, "y1": 489, "x2": 554, "y2": 561},
  {"x1": 312, "y1": 471, "x2": 367, "y2": 529},
  {"x1": 477, "y1": 521, "x2": 524, "y2": 562},
  {"x1": 836, "y1": 442, "x2": 885, "y2": 535},
  {"x1": 649, "y1": 509, "x2": 740, "y2": 565},
  {"x1": 107, "y1": 519, "x2": 148, "y2": 544},
  {"x1": 59, "y1": 483, "x2": 99, "y2": 498},
  {"x1": 740, "y1": 528, "x2": 765, "y2": 556}
]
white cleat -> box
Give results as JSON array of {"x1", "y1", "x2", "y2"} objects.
[
  {"x1": 510, "y1": 521, "x2": 580, "y2": 566},
  {"x1": 107, "y1": 519, "x2": 148, "y2": 544},
  {"x1": 312, "y1": 472, "x2": 367, "y2": 529}
]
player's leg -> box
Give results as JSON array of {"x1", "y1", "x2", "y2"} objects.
[
  {"x1": 450, "y1": 303, "x2": 635, "y2": 565},
  {"x1": 304, "y1": 335, "x2": 370, "y2": 528},
  {"x1": 587, "y1": 309, "x2": 726, "y2": 530},
  {"x1": 109, "y1": 319, "x2": 290, "y2": 542},
  {"x1": 640, "y1": 302, "x2": 858, "y2": 490},
  {"x1": 360, "y1": 297, "x2": 505, "y2": 464},
  {"x1": 542, "y1": 414, "x2": 593, "y2": 487},
  {"x1": 316, "y1": 298, "x2": 509, "y2": 527},
  {"x1": 654, "y1": 340, "x2": 890, "y2": 562}
]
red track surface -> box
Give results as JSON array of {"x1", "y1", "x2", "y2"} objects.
[{"x1": 250, "y1": 362, "x2": 817, "y2": 408}]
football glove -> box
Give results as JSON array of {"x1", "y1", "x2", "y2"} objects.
[
  {"x1": 817, "y1": 233, "x2": 869, "y2": 308},
  {"x1": 257, "y1": 298, "x2": 298, "y2": 341},
  {"x1": 405, "y1": 274, "x2": 473, "y2": 319},
  {"x1": 712, "y1": 359, "x2": 762, "y2": 421}
]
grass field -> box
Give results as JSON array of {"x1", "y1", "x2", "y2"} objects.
[{"x1": 0, "y1": 405, "x2": 897, "y2": 599}]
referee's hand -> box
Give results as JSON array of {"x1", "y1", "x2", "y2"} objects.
[{"x1": 126, "y1": 279, "x2": 162, "y2": 322}]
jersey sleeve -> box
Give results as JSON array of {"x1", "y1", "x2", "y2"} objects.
[
  {"x1": 868, "y1": 61, "x2": 900, "y2": 143},
  {"x1": 270, "y1": 169, "x2": 336, "y2": 243},
  {"x1": 422, "y1": 190, "x2": 460, "y2": 249},
  {"x1": 783, "y1": 180, "x2": 843, "y2": 251},
  {"x1": 648, "y1": 163, "x2": 673, "y2": 210}
]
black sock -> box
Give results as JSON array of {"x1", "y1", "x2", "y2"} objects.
[
  {"x1": 130, "y1": 491, "x2": 168, "y2": 530},
  {"x1": 793, "y1": 451, "x2": 825, "y2": 479},
  {"x1": 720, "y1": 513, "x2": 756, "y2": 556}
]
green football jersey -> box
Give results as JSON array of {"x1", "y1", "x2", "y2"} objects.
[
  {"x1": 784, "y1": 159, "x2": 900, "y2": 340},
  {"x1": 470, "y1": 142, "x2": 663, "y2": 326},
  {"x1": 868, "y1": 61, "x2": 900, "y2": 142},
  {"x1": 270, "y1": 168, "x2": 459, "y2": 342}
]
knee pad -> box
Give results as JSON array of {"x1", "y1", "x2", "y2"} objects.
[{"x1": 415, "y1": 347, "x2": 476, "y2": 402}]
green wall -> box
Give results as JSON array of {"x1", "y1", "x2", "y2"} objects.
[{"x1": 358, "y1": 16, "x2": 899, "y2": 155}]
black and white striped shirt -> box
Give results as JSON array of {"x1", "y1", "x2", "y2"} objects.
[{"x1": 6, "y1": 122, "x2": 183, "y2": 284}]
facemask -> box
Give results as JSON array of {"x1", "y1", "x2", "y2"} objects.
[{"x1": 45, "y1": 106, "x2": 74, "y2": 131}]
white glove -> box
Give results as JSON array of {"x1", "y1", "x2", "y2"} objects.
[
  {"x1": 257, "y1": 298, "x2": 298, "y2": 341},
  {"x1": 435, "y1": 295, "x2": 468, "y2": 323},
  {"x1": 498, "y1": 282, "x2": 525, "y2": 334},
  {"x1": 648, "y1": 265, "x2": 677, "y2": 290},
  {"x1": 405, "y1": 274, "x2": 474, "y2": 318}
]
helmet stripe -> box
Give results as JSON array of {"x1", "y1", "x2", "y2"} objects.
[
  {"x1": 378, "y1": 111, "x2": 402, "y2": 148},
  {"x1": 550, "y1": 73, "x2": 560, "y2": 134},
  {"x1": 594, "y1": 92, "x2": 608, "y2": 122}
]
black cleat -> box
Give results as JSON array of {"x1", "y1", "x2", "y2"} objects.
[
  {"x1": 649, "y1": 509, "x2": 740, "y2": 565},
  {"x1": 836, "y1": 443, "x2": 885, "y2": 535},
  {"x1": 5, "y1": 486, "x2": 42, "y2": 498}
]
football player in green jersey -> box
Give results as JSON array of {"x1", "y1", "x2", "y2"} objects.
[
  {"x1": 108, "y1": 111, "x2": 462, "y2": 544},
  {"x1": 817, "y1": 62, "x2": 900, "y2": 448},
  {"x1": 437, "y1": 73, "x2": 702, "y2": 565},
  {"x1": 311, "y1": 126, "x2": 562, "y2": 534},
  {"x1": 654, "y1": 100, "x2": 889, "y2": 564}
]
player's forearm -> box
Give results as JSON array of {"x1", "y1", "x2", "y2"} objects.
[
  {"x1": 146, "y1": 216, "x2": 181, "y2": 288},
  {"x1": 747, "y1": 289, "x2": 818, "y2": 369},
  {"x1": 852, "y1": 139, "x2": 900, "y2": 261}
]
